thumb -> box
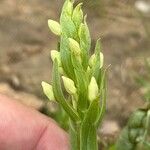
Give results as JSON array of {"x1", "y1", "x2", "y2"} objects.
[{"x1": 0, "y1": 94, "x2": 70, "y2": 150}]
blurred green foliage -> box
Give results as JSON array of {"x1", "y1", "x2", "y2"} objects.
[
  {"x1": 115, "y1": 57, "x2": 150, "y2": 150},
  {"x1": 135, "y1": 58, "x2": 150, "y2": 102}
]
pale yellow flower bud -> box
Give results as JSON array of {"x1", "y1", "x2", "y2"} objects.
[
  {"x1": 48, "y1": 20, "x2": 61, "y2": 35},
  {"x1": 68, "y1": 38, "x2": 81, "y2": 56},
  {"x1": 41, "y1": 81, "x2": 55, "y2": 101},
  {"x1": 86, "y1": 66, "x2": 91, "y2": 75},
  {"x1": 88, "y1": 77, "x2": 99, "y2": 102},
  {"x1": 62, "y1": 76, "x2": 77, "y2": 95},
  {"x1": 89, "y1": 54, "x2": 96, "y2": 67},
  {"x1": 89, "y1": 52, "x2": 104, "y2": 68},
  {"x1": 58, "y1": 67, "x2": 65, "y2": 75},
  {"x1": 100, "y1": 52, "x2": 104, "y2": 68},
  {"x1": 50, "y1": 50, "x2": 61, "y2": 66}
]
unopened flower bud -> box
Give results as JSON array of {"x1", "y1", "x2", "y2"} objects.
[
  {"x1": 58, "y1": 67, "x2": 65, "y2": 75},
  {"x1": 62, "y1": 76, "x2": 77, "y2": 95},
  {"x1": 86, "y1": 66, "x2": 91, "y2": 75},
  {"x1": 48, "y1": 20, "x2": 61, "y2": 35},
  {"x1": 72, "y1": 3, "x2": 83, "y2": 27},
  {"x1": 100, "y1": 52, "x2": 104, "y2": 68},
  {"x1": 88, "y1": 77, "x2": 99, "y2": 101},
  {"x1": 41, "y1": 81, "x2": 55, "y2": 101},
  {"x1": 50, "y1": 50, "x2": 61, "y2": 66},
  {"x1": 78, "y1": 18, "x2": 90, "y2": 47},
  {"x1": 89, "y1": 54, "x2": 96, "y2": 67},
  {"x1": 89, "y1": 52, "x2": 104, "y2": 68},
  {"x1": 63, "y1": 0, "x2": 73, "y2": 16},
  {"x1": 69, "y1": 38, "x2": 81, "y2": 56}
]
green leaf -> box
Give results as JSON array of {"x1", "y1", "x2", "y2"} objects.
[
  {"x1": 116, "y1": 127, "x2": 134, "y2": 150},
  {"x1": 128, "y1": 110, "x2": 146, "y2": 128},
  {"x1": 72, "y1": 3, "x2": 83, "y2": 29},
  {"x1": 84, "y1": 97, "x2": 100, "y2": 125},
  {"x1": 99, "y1": 67, "x2": 107, "y2": 92},
  {"x1": 80, "y1": 121, "x2": 90, "y2": 150},
  {"x1": 61, "y1": 0, "x2": 73, "y2": 16},
  {"x1": 96, "y1": 88, "x2": 107, "y2": 127},
  {"x1": 60, "y1": 35, "x2": 75, "y2": 80},
  {"x1": 91, "y1": 39, "x2": 101, "y2": 82},
  {"x1": 75, "y1": 68, "x2": 88, "y2": 117},
  {"x1": 60, "y1": 0, "x2": 77, "y2": 38},
  {"x1": 60, "y1": 13, "x2": 77, "y2": 38},
  {"x1": 95, "y1": 38, "x2": 101, "y2": 54},
  {"x1": 87, "y1": 125, "x2": 98, "y2": 150},
  {"x1": 69, "y1": 120, "x2": 79, "y2": 150},
  {"x1": 52, "y1": 59, "x2": 79, "y2": 121},
  {"x1": 79, "y1": 18, "x2": 91, "y2": 69},
  {"x1": 80, "y1": 98, "x2": 100, "y2": 150},
  {"x1": 71, "y1": 52, "x2": 89, "y2": 117},
  {"x1": 94, "y1": 68, "x2": 107, "y2": 128},
  {"x1": 128, "y1": 128, "x2": 140, "y2": 143}
]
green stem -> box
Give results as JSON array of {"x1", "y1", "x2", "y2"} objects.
[
  {"x1": 69, "y1": 120, "x2": 81, "y2": 150},
  {"x1": 70, "y1": 120, "x2": 98, "y2": 150},
  {"x1": 87, "y1": 126, "x2": 98, "y2": 150},
  {"x1": 80, "y1": 123, "x2": 98, "y2": 150}
]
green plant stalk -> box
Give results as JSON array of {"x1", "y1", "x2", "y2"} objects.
[{"x1": 42, "y1": 0, "x2": 106, "y2": 149}]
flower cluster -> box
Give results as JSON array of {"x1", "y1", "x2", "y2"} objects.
[{"x1": 42, "y1": 0, "x2": 106, "y2": 149}]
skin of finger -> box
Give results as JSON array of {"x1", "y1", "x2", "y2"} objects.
[{"x1": 0, "y1": 94, "x2": 70, "y2": 150}]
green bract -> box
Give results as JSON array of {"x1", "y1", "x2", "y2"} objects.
[{"x1": 42, "y1": 0, "x2": 106, "y2": 150}]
